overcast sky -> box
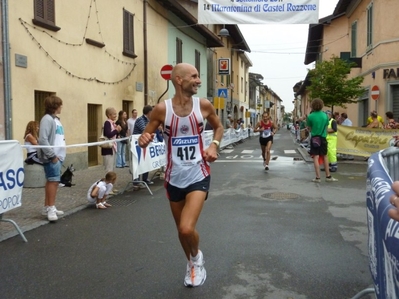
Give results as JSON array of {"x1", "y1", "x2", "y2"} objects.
[{"x1": 238, "y1": 0, "x2": 340, "y2": 112}]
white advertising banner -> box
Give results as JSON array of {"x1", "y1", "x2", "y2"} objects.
[
  {"x1": 0, "y1": 141, "x2": 24, "y2": 214},
  {"x1": 198, "y1": 0, "x2": 320, "y2": 24},
  {"x1": 130, "y1": 135, "x2": 166, "y2": 180}
]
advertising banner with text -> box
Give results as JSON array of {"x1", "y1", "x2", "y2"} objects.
[
  {"x1": 0, "y1": 141, "x2": 24, "y2": 214},
  {"x1": 198, "y1": 0, "x2": 320, "y2": 24},
  {"x1": 130, "y1": 135, "x2": 166, "y2": 180},
  {"x1": 337, "y1": 125, "x2": 399, "y2": 157}
]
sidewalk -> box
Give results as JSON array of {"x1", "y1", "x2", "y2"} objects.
[{"x1": 0, "y1": 166, "x2": 154, "y2": 242}]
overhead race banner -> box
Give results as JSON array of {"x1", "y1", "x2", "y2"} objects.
[
  {"x1": 337, "y1": 125, "x2": 399, "y2": 157},
  {"x1": 198, "y1": 0, "x2": 320, "y2": 25},
  {"x1": 0, "y1": 140, "x2": 24, "y2": 214}
]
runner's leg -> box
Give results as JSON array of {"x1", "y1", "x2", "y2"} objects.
[{"x1": 169, "y1": 191, "x2": 206, "y2": 259}]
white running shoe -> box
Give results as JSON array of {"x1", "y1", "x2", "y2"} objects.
[
  {"x1": 187, "y1": 250, "x2": 207, "y2": 287},
  {"x1": 184, "y1": 261, "x2": 192, "y2": 287},
  {"x1": 263, "y1": 161, "x2": 266, "y2": 167},
  {"x1": 47, "y1": 206, "x2": 58, "y2": 221},
  {"x1": 42, "y1": 206, "x2": 64, "y2": 216},
  {"x1": 326, "y1": 176, "x2": 338, "y2": 182}
]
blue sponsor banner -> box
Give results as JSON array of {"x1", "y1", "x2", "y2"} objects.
[{"x1": 367, "y1": 150, "x2": 399, "y2": 298}]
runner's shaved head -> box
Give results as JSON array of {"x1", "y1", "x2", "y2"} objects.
[{"x1": 171, "y1": 63, "x2": 197, "y2": 85}]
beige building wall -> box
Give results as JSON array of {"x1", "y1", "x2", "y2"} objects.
[
  {"x1": 318, "y1": 0, "x2": 399, "y2": 126},
  {"x1": 146, "y1": 1, "x2": 170, "y2": 106},
  {"x1": 9, "y1": 0, "x2": 169, "y2": 167}
]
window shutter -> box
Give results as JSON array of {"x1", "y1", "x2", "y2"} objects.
[
  {"x1": 46, "y1": 0, "x2": 56, "y2": 26},
  {"x1": 34, "y1": 0, "x2": 45, "y2": 22},
  {"x1": 123, "y1": 9, "x2": 136, "y2": 57}
]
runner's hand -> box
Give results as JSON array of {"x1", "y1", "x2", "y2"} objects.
[
  {"x1": 203, "y1": 146, "x2": 218, "y2": 162},
  {"x1": 139, "y1": 132, "x2": 154, "y2": 148}
]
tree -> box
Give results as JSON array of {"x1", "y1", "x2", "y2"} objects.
[
  {"x1": 307, "y1": 56, "x2": 365, "y2": 109},
  {"x1": 283, "y1": 112, "x2": 292, "y2": 122}
]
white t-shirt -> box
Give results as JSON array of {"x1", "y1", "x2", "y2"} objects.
[
  {"x1": 87, "y1": 180, "x2": 113, "y2": 203},
  {"x1": 127, "y1": 117, "x2": 137, "y2": 135},
  {"x1": 54, "y1": 117, "x2": 66, "y2": 161}
]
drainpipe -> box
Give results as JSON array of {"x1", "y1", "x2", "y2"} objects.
[
  {"x1": 2, "y1": 0, "x2": 12, "y2": 139},
  {"x1": 143, "y1": 0, "x2": 148, "y2": 106}
]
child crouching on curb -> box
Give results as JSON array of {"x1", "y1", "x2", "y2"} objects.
[{"x1": 87, "y1": 171, "x2": 117, "y2": 209}]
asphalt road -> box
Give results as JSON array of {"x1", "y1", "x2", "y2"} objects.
[{"x1": 0, "y1": 129, "x2": 373, "y2": 299}]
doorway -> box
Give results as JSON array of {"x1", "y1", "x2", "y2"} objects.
[{"x1": 87, "y1": 104, "x2": 101, "y2": 166}]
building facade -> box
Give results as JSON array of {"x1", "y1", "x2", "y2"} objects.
[{"x1": 302, "y1": 0, "x2": 399, "y2": 126}]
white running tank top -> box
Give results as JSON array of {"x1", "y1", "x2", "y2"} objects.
[{"x1": 163, "y1": 97, "x2": 210, "y2": 188}]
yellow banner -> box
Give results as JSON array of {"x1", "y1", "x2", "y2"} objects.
[{"x1": 337, "y1": 125, "x2": 399, "y2": 157}]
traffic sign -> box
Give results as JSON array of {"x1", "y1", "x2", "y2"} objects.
[
  {"x1": 160, "y1": 64, "x2": 173, "y2": 80},
  {"x1": 218, "y1": 88, "x2": 228, "y2": 98},
  {"x1": 371, "y1": 85, "x2": 380, "y2": 100}
]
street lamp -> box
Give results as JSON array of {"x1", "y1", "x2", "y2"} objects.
[{"x1": 219, "y1": 25, "x2": 229, "y2": 37}]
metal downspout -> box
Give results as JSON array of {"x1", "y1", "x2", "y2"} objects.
[
  {"x1": 143, "y1": 0, "x2": 148, "y2": 106},
  {"x1": 1, "y1": 0, "x2": 12, "y2": 139}
]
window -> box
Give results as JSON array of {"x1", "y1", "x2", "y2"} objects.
[
  {"x1": 195, "y1": 50, "x2": 201, "y2": 75},
  {"x1": 366, "y1": 3, "x2": 373, "y2": 50},
  {"x1": 351, "y1": 21, "x2": 357, "y2": 57},
  {"x1": 123, "y1": 9, "x2": 137, "y2": 58},
  {"x1": 33, "y1": 0, "x2": 60, "y2": 31},
  {"x1": 176, "y1": 38, "x2": 183, "y2": 64},
  {"x1": 241, "y1": 77, "x2": 243, "y2": 93}
]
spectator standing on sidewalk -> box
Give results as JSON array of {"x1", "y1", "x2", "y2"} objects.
[
  {"x1": 102, "y1": 107, "x2": 121, "y2": 194},
  {"x1": 115, "y1": 110, "x2": 128, "y2": 168},
  {"x1": 138, "y1": 62, "x2": 223, "y2": 287},
  {"x1": 38, "y1": 95, "x2": 66, "y2": 221},
  {"x1": 367, "y1": 110, "x2": 384, "y2": 127},
  {"x1": 326, "y1": 111, "x2": 338, "y2": 172},
  {"x1": 333, "y1": 111, "x2": 342, "y2": 125},
  {"x1": 384, "y1": 111, "x2": 399, "y2": 129},
  {"x1": 226, "y1": 114, "x2": 233, "y2": 129},
  {"x1": 299, "y1": 116, "x2": 308, "y2": 143},
  {"x1": 306, "y1": 99, "x2": 338, "y2": 183},
  {"x1": 133, "y1": 105, "x2": 154, "y2": 185},
  {"x1": 127, "y1": 108, "x2": 138, "y2": 136},
  {"x1": 340, "y1": 113, "x2": 354, "y2": 160},
  {"x1": 367, "y1": 111, "x2": 383, "y2": 128}
]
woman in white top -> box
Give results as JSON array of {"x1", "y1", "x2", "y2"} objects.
[{"x1": 24, "y1": 120, "x2": 43, "y2": 165}]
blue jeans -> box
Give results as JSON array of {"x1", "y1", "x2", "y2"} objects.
[
  {"x1": 116, "y1": 140, "x2": 127, "y2": 167},
  {"x1": 43, "y1": 160, "x2": 63, "y2": 182}
]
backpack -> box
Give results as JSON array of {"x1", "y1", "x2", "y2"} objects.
[{"x1": 60, "y1": 164, "x2": 75, "y2": 187}]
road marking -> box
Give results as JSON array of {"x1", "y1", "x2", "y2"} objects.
[
  {"x1": 221, "y1": 149, "x2": 234, "y2": 153},
  {"x1": 284, "y1": 150, "x2": 296, "y2": 154},
  {"x1": 215, "y1": 159, "x2": 303, "y2": 163},
  {"x1": 241, "y1": 150, "x2": 254, "y2": 154}
]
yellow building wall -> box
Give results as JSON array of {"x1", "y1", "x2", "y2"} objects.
[
  {"x1": 319, "y1": 0, "x2": 399, "y2": 126},
  {"x1": 9, "y1": 0, "x2": 168, "y2": 166}
]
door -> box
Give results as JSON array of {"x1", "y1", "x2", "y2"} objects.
[{"x1": 87, "y1": 104, "x2": 99, "y2": 166}]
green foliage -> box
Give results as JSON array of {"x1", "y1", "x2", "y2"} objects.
[
  {"x1": 307, "y1": 56, "x2": 365, "y2": 108},
  {"x1": 283, "y1": 112, "x2": 292, "y2": 122}
]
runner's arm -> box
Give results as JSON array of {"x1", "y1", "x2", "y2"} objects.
[{"x1": 138, "y1": 103, "x2": 165, "y2": 148}]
